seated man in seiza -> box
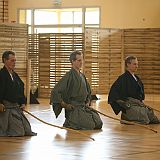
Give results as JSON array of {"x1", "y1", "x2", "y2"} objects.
[
  {"x1": 0, "y1": 50, "x2": 37, "y2": 136},
  {"x1": 108, "y1": 55, "x2": 159, "y2": 124},
  {"x1": 50, "y1": 50, "x2": 103, "y2": 130}
]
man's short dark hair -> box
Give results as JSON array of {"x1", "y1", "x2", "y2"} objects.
[
  {"x1": 2, "y1": 50, "x2": 15, "y2": 63},
  {"x1": 69, "y1": 50, "x2": 82, "y2": 63},
  {"x1": 125, "y1": 56, "x2": 137, "y2": 67}
]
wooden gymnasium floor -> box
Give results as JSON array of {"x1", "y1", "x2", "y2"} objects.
[{"x1": 0, "y1": 95, "x2": 160, "y2": 160}]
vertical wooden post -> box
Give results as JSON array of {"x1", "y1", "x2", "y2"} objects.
[
  {"x1": 26, "y1": 59, "x2": 31, "y2": 105},
  {"x1": 2, "y1": 0, "x2": 4, "y2": 22},
  {"x1": 121, "y1": 29, "x2": 125, "y2": 73}
]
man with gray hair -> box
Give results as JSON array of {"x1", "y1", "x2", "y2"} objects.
[
  {"x1": 50, "y1": 50, "x2": 103, "y2": 130},
  {"x1": 0, "y1": 50, "x2": 37, "y2": 136},
  {"x1": 108, "y1": 56, "x2": 159, "y2": 124}
]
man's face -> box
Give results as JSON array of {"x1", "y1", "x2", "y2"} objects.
[
  {"x1": 4, "y1": 54, "x2": 16, "y2": 70},
  {"x1": 72, "y1": 54, "x2": 83, "y2": 70},
  {"x1": 127, "y1": 58, "x2": 138, "y2": 73}
]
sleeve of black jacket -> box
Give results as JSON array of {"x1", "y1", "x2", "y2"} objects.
[{"x1": 108, "y1": 76, "x2": 127, "y2": 115}]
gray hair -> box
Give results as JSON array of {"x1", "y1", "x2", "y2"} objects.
[
  {"x1": 2, "y1": 50, "x2": 15, "y2": 63},
  {"x1": 69, "y1": 50, "x2": 82, "y2": 63},
  {"x1": 125, "y1": 56, "x2": 137, "y2": 67}
]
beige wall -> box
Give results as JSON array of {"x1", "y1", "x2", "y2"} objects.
[{"x1": 8, "y1": 0, "x2": 160, "y2": 28}]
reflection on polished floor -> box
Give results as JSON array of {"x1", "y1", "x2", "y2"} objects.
[{"x1": 0, "y1": 95, "x2": 160, "y2": 160}]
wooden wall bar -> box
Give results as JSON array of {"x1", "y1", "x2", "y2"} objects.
[
  {"x1": 28, "y1": 28, "x2": 160, "y2": 98},
  {"x1": 38, "y1": 34, "x2": 50, "y2": 98},
  {"x1": 28, "y1": 34, "x2": 39, "y2": 85},
  {"x1": 85, "y1": 28, "x2": 160, "y2": 95},
  {"x1": 0, "y1": 23, "x2": 28, "y2": 95},
  {"x1": 28, "y1": 33, "x2": 84, "y2": 98},
  {"x1": 0, "y1": 0, "x2": 8, "y2": 23},
  {"x1": 1, "y1": 25, "x2": 159, "y2": 98},
  {"x1": 84, "y1": 28, "x2": 122, "y2": 94},
  {"x1": 0, "y1": 23, "x2": 28, "y2": 76},
  {"x1": 124, "y1": 28, "x2": 160, "y2": 94}
]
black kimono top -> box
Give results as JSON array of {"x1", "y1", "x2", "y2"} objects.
[
  {"x1": 0, "y1": 66, "x2": 26, "y2": 105},
  {"x1": 108, "y1": 70, "x2": 144, "y2": 115}
]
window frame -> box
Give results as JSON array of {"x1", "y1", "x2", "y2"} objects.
[{"x1": 17, "y1": 7, "x2": 100, "y2": 34}]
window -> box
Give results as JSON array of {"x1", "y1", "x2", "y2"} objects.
[
  {"x1": 34, "y1": 9, "x2": 58, "y2": 25},
  {"x1": 19, "y1": 9, "x2": 32, "y2": 25},
  {"x1": 85, "y1": 8, "x2": 100, "y2": 25},
  {"x1": 18, "y1": 7, "x2": 100, "y2": 34}
]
